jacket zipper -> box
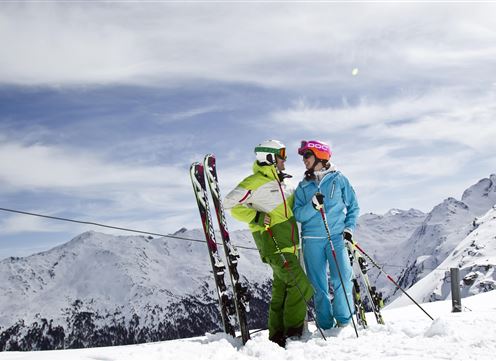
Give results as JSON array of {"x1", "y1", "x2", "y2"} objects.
[
  {"x1": 271, "y1": 168, "x2": 296, "y2": 253},
  {"x1": 271, "y1": 169, "x2": 288, "y2": 219},
  {"x1": 316, "y1": 176, "x2": 335, "y2": 236},
  {"x1": 317, "y1": 173, "x2": 336, "y2": 199},
  {"x1": 330, "y1": 181, "x2": 336, "y2": 199}
]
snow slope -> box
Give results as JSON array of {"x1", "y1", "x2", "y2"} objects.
[
  {"x1": 361, "y1": 174, "x2": 496, "y2": 303},
  {"x1": 461, "y1": 174, "x2": 496, "y2": 216},
  {"x1": 395, "y1": 198, "x2": 476, "y2": 293},
  {"x1": 1, "y1": 290, "x2": 495, "y2": 360},
  {"x1": 389, "y1": 206, "x2": 496, "y2": 308},
  {"x1": 354, "y1": 208, "x2": 427, "y2": 300}
]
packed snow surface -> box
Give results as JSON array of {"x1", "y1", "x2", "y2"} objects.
[{"x1": 1, "y1": 290, "x2": 495, "y2": 360}]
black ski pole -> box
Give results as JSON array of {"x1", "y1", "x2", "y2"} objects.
[
  {"x1": 265, "y1": 225, "x2": 327, "y2": 341},
  {"x1": 249, "y1": 327, "x2": 266, "y2": 335},
  {"x1": 318, "y1": 208, "x2": 359, "y2": 338},
  {"x1": 348, "y1": 239, "x2": 434, "y2": 321}
]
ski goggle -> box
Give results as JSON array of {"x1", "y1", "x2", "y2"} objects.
[
  {"x1": 302, "y1": 150, "x2": 314, "y2": 159},
  {"x1": 298, "y1": 141, "x2": 308, "y2": 155},
  {"x1": 254, "y1": 146, "x2": 287, "y2": 160},
  {"x1": 277, "y1": 147, "x2": 286, "y2": 160}
]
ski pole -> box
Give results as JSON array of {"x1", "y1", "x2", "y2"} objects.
[
  {"x1": 318, "y1": 208, "x2": 359, "y2": 338},
  {"x1": 249, "y1": 328, "x2": 266, "y2": 335},
  {"x1": 265, "y1": 225, "x2": 327, "y2": 341},
  {"x1": 348, "y1": 239, "x2": 434, "y2": 321}
]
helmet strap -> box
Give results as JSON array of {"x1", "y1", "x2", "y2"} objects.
[{"x1": 304, "y1": 158, "x2": 326, "y2": 180}]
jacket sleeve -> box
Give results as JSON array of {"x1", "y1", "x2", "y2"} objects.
[
  {"x1": 224, "y1": 185, "x2": 257, "y2": 224},
  {"x1": 340, "y1": 175, "x2": 360, "y2": 232},
  {"x1": 230, "y1": 205, "x2": 258, "y2": 224},
  {"x1": 293, "y1": 183, "x2": 317, "y2": 223}
]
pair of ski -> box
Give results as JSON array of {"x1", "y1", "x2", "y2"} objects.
[
  {"x1": 347, "y1": 241, "x2": 385, "y2": 327},
  {"x1": 190, "y1": 154, "x2": 250, "y2": 344}
]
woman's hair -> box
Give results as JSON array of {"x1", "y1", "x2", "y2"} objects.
[{"x1": 304, "y1": 159, "x2": 329, "y2": 180}]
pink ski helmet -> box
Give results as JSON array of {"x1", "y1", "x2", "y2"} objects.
[{"x1": 298, "y1": 140, "x2": 331, "y2": 161}]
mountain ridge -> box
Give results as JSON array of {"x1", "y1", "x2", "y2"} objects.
[{"x1": 1, "y1": 173, "x2": 495, "y2": 350}]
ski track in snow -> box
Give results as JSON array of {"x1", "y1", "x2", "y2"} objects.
[{"x1": 1, "y1": 291, "x2": 495, "y2": 360}]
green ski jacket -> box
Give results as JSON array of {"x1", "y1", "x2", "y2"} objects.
[{"x1": 224, "y1": 161, "x2": 299, "y2": 263}]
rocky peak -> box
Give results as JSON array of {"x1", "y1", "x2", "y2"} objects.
[{"x1": 461, "y1": 174, "x2": 496, "y2": 216}]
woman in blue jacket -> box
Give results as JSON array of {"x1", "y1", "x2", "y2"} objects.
[{"x1": 293, "y1": 140, "x2": 359, "y2": 329}]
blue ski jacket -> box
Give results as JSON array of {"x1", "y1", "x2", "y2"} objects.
[{"x1": 293, "y1": 170, "x2": 359, "y2": 238}]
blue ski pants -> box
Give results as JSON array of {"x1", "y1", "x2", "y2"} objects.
[{"x1": 302, "y1": 234, "x2": 354, "y2": 329}]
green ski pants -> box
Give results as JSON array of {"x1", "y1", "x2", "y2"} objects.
[{"x1": 266, "y1": 253, "x2": 314, "y2": 340}]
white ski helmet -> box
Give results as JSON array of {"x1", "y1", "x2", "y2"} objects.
[{"x1": 254, "y1": 139, "x2": 286, "y2": 165}]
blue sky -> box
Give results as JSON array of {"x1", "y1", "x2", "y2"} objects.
[{"x1": 1, "y1": 2, "x2": 496, "y2": 259}]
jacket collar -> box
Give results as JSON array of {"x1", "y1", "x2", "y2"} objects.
[
  {"x1": 253, "y1": 161, "x2": 293, "y2": 182},
  {"x1": 300, "y1": 167, "x2": 339, "y2": 188},
  {"x1": 253, "y1": 161, "x2": 278, "y2": 180},
  {"x1": 314, "y1": 163, "x2": 338, "y2": 182}
]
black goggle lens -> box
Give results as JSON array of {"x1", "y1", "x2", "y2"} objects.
[{"x1": 302, "y1": 151, "x2": 314, "y2": 159}]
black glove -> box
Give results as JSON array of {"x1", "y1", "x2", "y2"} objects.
[
  {"x1": 311, "y1": 192, "x2": 325, "y2": 210},
  {"x1": 343, "y1": 229, "x2": 353, "y2": 242}
]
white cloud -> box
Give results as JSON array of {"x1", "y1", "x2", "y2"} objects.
[
  {"x1": 166, "y1": 105, "x2": 226, "y2": 122},
  {"x1": 271, "y1": 86, "x2": 496, "y2": 153},
  {"x1": 268, "y1": 85, "x2": 496, "y2": 216},
  {"x1": 270, "y1": 90, "x2": 460, "y2": 132},
  {"x1": 1, "y1": 3, "x2": 495, "y2": 87},
  {"x1": 0, "y1": 140, "x2": 196, "y2": 233},
  {"x1": 0, "y1": 213, "x2": 69, "y2": 235},
  {"x1": 2, "y1": 1, "x2": 496, "y2": 248},
  {"x1": 405, "y1": 46, "x2": 496, "y2": 68},
  {"x1": 0, "y1": 141, "x2": 182, "y2": 189},
  {"x1": 380, "y1": 104, "x2": 496, "y2": 152}
]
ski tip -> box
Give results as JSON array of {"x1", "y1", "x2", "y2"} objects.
[
  {"x1": 190, "y1": 162, "x2": 205, "y2": 180},
  {"x1": 204, "y1": 154, "x2": 216, "y2": 164}
]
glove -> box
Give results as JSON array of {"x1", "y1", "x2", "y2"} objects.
[
  {"x1": 343, "y1": 229, "x2": 353, "y2": 242},
  {"x1": 312, "y1": 192, "x2": 325, "y2": 210}
]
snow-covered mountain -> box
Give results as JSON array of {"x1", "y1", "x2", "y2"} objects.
[
  {"x1": 354, "y1": 208, "x2": 427, "y2": 302},
  {"x1": 389, "y1": 206, "x2": 496, "y2": 308},
  {"x1": 394, "y1": 174, "x2": 496, "y2": 300},
  {"x1": 356, "y1": 174, "x2": 496, "y2": 304},
  {"x1": 1, "y1": 173, "x2": 495, "y2": 351},
  {"x1": 0, "y1": 229, "x2": 271, "y2": 351},
  {"x1": 395, "y1": 198, "x2": 475, "y2": 293},
  {"x1": 461, "y1": 174, "x2": 496, "y2": 216}
]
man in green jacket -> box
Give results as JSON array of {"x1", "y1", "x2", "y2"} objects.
[{"x1": 224, "y1": 140, "x2": 314, "y2": 347}]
